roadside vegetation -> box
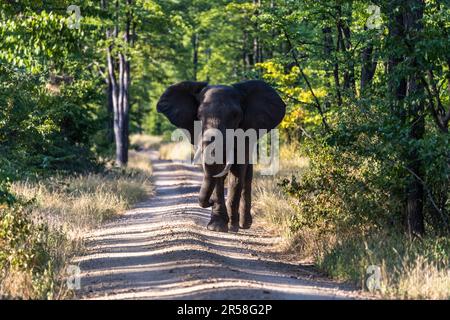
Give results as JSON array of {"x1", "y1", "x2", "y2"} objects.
[
  {"x1": 1, "y1": 0, "x2": 449, "y2": 301},
  {"x1": 0, "y1": 150, "x2": 152, "y2": 299},
  {"x1": 157, "y1": 139, "x2": 449, "y2": 299},
  {"x1": 130, "y1": 134, "x2": 163, "y2": 152},
  {"x1": 254, "y1": 144, "x2": 450, "y2": 299}
]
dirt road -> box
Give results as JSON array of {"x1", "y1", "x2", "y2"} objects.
[{"x1": 74, "y1": 151, "x2": 359, "y2": 300}]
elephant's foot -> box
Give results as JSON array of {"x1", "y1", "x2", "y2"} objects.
[
  {"x1": 229, "y1": 222, "x2": 239, "y2": 233},
  {"x1": 226, "y1": 203, "x2": 239, "y2": 232},
  {"x1": 228, "y1": 213, "x2": 240, "y2": 233},
  {"x1": 239, "y1": 212, "x2": 253, "y2": 229},
  {"x1": 207, "y1": 215, "x2": 229, "y2": 232}
]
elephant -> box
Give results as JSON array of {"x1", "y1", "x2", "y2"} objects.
[{"x1": 156, "y1": 80, "x2": 286, "y2": 232}]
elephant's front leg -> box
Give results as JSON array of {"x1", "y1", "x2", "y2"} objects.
[
  {"x1": 239, "y1": 164, "x2": 253, "y2": 229},
  {"x1": 207, "y1": 177, "x2": 229, "y2": 232},
  {"x1": 226, "y1": 165, "x2": 246, "y2": 232}
]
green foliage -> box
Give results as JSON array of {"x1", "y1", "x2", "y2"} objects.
[
  {"x1": 280, "y1": 99, "x2": 450, "y2": 238},
  {"x1": 1, "y1": 0, "x2": 449, "y2": 299},
  {"x1": 0, "y1": 160, "x2": 15, "y2": 206},
  {"x1": 0, "y1": 66, "x2": 103, "y2": 174},
  {"x1": 0, "y1": 2, "x2": 108, "y2": 183},
  {"x1": 249, "y1": 0, "x2": 450, "y2": 295},
  {"x1": 0, "y1": 205, "x2": 66, "y2": 299},
  {"x1": 279, "y1": 138, "x2": 402, "y2": 235},
  {"x1": 259, "y1": 0, "x2": 450, "y2": 235}
]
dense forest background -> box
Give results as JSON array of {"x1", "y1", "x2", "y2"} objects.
[{"x1": 0, "y1": 0, "x2": 449, "y2": 298}]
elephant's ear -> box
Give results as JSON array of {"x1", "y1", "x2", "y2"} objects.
[
  {"x1": 232, "y1": 80, "x2": 286, "y2": 132},
  {"x1": 157, "y1": 81, "x2": 208, "y2": 140}
]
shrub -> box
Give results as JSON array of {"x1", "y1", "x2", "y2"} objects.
[
  {"x1": 279, "y1": 140, "x2": 401, "y2": 237},
  {"x1": 254, "y1": 141, "x2": 450, "y2": 299},
  {"x1": 0, "y1": 205, "x2": 66, "y2": 299},
  {"x1": 319, "y1": 233, "x2": 450, "y2": 299},
  {"x1": 1, "y1": 151, "x2": 153, "y2": 299}
]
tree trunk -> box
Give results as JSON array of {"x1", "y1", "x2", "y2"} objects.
[
  {"x1": 253, "y1": 0, "x2": 261, "y2": 65},
  {"x1": 114, "y1": 49, "x2": 130, "y2": 166},
  {"x1": 388, "y1": 0, "x2": 426, "y2": 236},
  {"x1": 192, "y1": 32, "x2": 199, "y2": 81},
  {"x1": 106, "y1": 77, "x2": 115, "y2": 143},
  {"x1": 337, "y1": 3, "x2": 356, "y2": 96},
  {"x1": 265, "y1": 0, "x2": 276, "y2": 59},
  {"x1": 360, "y1": 27, "x2": 377, "y2": 93},
  {"x1": 242, "y1": 31, "x2": 247, "y2": 75},
  {"x1": 404, "y1": 0, "x2": 426, "y2": 237},
  {"x1": 107, "y1": 0, "x2": 132, "y2": 167},
  {"x1": 405, "y1": 75, "x2": 425, "y2": 236},
  {"x1": 333, "y1": 24, "x2": 343, "y2": 106},
  {"x1": 322, "y1": 26, "x2": 334, "y2": 109},
  {"x1": 101, "y1": 0, "x2": 114, "y2": 143}
]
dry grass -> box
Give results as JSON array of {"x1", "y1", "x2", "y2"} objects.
[
  {"x1": 253, "y1": 143, "x2": 309, "y2": 241},
  {"x1": 319, "y1": 233, "x2": 450, "y2": 299},
  {"x1": 1, "y1": 271, "x2": 38, "y2": 300},
  {"x1": 253, "y1": 142, "x2": 450, "y2": 300},
  {"x1": 1, "y1": 150, "x2": 153, "y2": 299},
  {"x1": 393, "y1": 257, "x2": 450, "y2": 299},
  {"x1": 130, "y1": 134, "x2": 162, "y2": 150},
  {"x1": 12, "y1": 172, "x2": 151, "y2": 238},
  {"x1": 128, "y1": 150, "x2": 153, "y2": 175},
  {"x1": 13, "y1": 150, "x2": 153, "y2": 234},
  {"x1": 132, "y1": 133, "x2": 194, "y2": 162},
  {"x1": 159, "y1": 141, "x2": 193, "y2": 161}
]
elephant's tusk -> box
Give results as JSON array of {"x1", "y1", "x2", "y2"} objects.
[
  {"x1": 213, "y1": 163, "x2": 232, "y2": 178},
  {"x1": 212, "y1": 146, "x2": 234, "y2": 178},
  {"x1": 193, "y1": 144, "x2": 202, "y2": 165},
  {"x1": 193, "y1": 144, "x2": 207, "y2": 173}
]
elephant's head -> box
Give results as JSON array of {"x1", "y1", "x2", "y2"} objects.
[{"x1": 156, "y1": 80, "x2": 286, "y2": 209}]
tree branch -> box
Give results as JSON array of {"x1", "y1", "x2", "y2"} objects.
[{"x1": 282, "y1": 27, "x2": 331, "y2": 132}]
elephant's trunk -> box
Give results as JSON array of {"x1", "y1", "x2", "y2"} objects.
[
  {"x1": 198, "y1": 176, "x2": 216, "y2": 208},
  {"x1": 197, "y1": 127, "x2": 233, "y2": 206},
  {"x1": 196, "y1": 143, "x2": 215, "y2": 208},
  {"x1": 212, "y1": 143, "x2": 234, "y2": 178}
]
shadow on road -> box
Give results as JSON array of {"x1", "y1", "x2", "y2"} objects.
[{"x1": 74, "y1": 151, "x2": 357, "y2": 300}]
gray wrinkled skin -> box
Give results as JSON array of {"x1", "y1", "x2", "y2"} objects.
[{"x1": 157, "y1": 80, "x2": 286, "y2": 232}]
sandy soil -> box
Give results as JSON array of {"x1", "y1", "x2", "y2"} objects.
[{"x1": 74, "y1": 150, "x2": 360, "y2": 300}]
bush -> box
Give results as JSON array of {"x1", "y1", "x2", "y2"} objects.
[
  {"x1": 320, "y1": 233, "x2": 450, "y2": 299},
  {"x1": 0, "y1": 151, "x2": 153, "y2": 299},
  {"x1": 0, "y1": 65, "x2": 104, "y2": 177},
  {"x1": 279, "y1": 140, "x2": 401, "y2": 236},
  {"x1": 254, "y1": 141, "x2": 450, "y2": 299},
  {"x1": 0, "y1": 205, "x2": 66, "y2": 299}
]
